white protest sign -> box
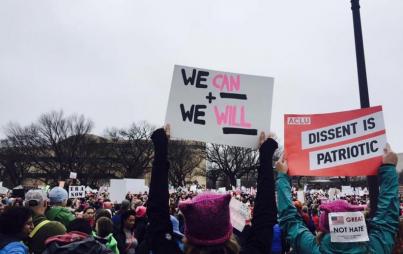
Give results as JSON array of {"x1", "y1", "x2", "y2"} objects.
[
  {"x1": 165, "y1": 65, "x2": 274, "y2": 149},
  {"x1": 68, "y1": 186, "x2": 85, "y2": 198},
  {"x1": 229, "y1": 198, "x2": 250, "y2": 232},
  {"x1": 354, "y1": 187, "x2": 362, "y2": 196},
  {"x1": 109, "y1": 179, "x2": 127, "y2": 203},
  {"x1": 109, "y1": 179, "x2": 148, "y2": 203},
  {"x1": 297, "y1": 190, "x2": 305, "y2": 204},
  {"x1": 124, "y1": 178, "x2": 148, "y2": 194},
  {"x1": 329, "y1": 211, "x2": 368, "y2": 242},
  {"x1": 190, "y1": 185, "x2": 197, "y2": 192},
  {"x1": 69, "y1": 172, "x2": 77, "y2": 179},
  {"x1": 0, "y1": 186, "x2": 9, "y2": 195},
  {"x1": 342, "y1": 186, "x2": 354, "y2": 196},
  {"x1": 218, "y1": 187, "x2": 226, "y2": 193},
  {"x1": 328, "y1": 188, "x2": 340, "y2": 201}
]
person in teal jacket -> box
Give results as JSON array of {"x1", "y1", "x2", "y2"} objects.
[{"x1": 275, "y1": 145, "x2": 399, "y2": 254}]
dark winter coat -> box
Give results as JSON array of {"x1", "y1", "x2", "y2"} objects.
[{"x1": 137, "y1": 128, "x2": 278, "y2": 254}]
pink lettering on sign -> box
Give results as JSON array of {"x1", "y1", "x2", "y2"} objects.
[
  {"x1": 214, "y1": 105, "x2": 251, "y2": 128},
  {"x1": 212, "y1": 74, "x2": 240, "y2": 92}
]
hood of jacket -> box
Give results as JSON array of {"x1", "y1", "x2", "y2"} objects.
[
  {"x1": 93, "y1": 232, "x2": 118, "y2": 249},
  {"x1": 46, "y1": 206, "x2": 69, "y2": 219}
]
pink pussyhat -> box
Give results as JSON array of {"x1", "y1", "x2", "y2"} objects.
[
  {"x1": 179, "y1": 192, "x2": 233, "y2": 246},
  {"x1": 319, "y1": 200, "x2": 364, "y2": 233},
  {"x1": 135, "y1": 206, "x2": 147, "y2": 218}
]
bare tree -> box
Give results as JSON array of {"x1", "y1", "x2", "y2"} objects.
[
  {"x1": 206, "y1": 167, "x2": 222, "y2": 189},
  {"x1": 0, "y1": 139, "x2": 30, "y2": 187},
  {"x1": 4, "y1": 110, "x2": 94, "y2": 183},
  {"x1": 206, "y1": 144, "x2": 259, "y2": 187},
  {"x1": 105, "y1": 121, "x2": 155, "y2": 178},
  {"x1": 168, "y1": 140, "x2": 206, "y2": 187}
]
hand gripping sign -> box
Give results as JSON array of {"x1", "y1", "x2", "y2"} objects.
[
  {"x1": 165, "y1": 65, "x2": 274, "y2": 149},
  {"x1": 285, "y1": 106, "x2": 386, "y2": 176}
]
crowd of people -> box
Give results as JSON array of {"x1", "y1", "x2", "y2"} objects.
[{"x1": 0, "y1": 126, "x2": 402, "y2": 253}]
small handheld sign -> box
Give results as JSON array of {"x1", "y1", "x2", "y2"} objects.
[
  {"x1": 68, "y1": 186, "x2": 85, "y2": 199},
  {"x1": 285, "y1": 106, "x2": 386, "y2": 176},
  {"x1": 69, "y1": 172, "x2": 77, "y2": 179},
  {"x1": 165, "y1": 65, "x2": 274, "y2": 148},
  {"x1": 229, "y1": 198, "x2": 250, "y2": 232},
  {"x1": 329, "y1": 211, "x2": 369, "y2": 242}
]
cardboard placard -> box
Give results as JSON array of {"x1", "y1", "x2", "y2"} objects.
[
  {"x1": 68, "y1": 186, "x2": 85, "y2": 198},
  {"x1": 189, "y1": 185, "x2": 197, "y2": 192},
  {"x1": 109, "y1": 179, "x2": 148, "y2": 203},
  {"x1": 297, "y1": 190, "x2": 305, "y2": 204},
  {"x1": 285, "y1": 106, "x2": 386, "y2": 176},
  {"x1": 109, "y1": 179, "x2": 126, "y2": 203},
  {"x1": 328, "y1": 188, "x2": 340, "y2": 201},
  {"x1": 69, "y1": 172, "x2": 77, "y2": 179},
  {"x1": 341, "y1": 186, "x2": 354, "y2": 196},
  {"x1": 229, "y1": 198, "x2": 250, "y2": 232},
  {"x1": 165, "y1": 65, "x2": 274, "y2": 148},
  {"x1": 329, "y1": 211, "x2": 368, "y2": 242},
  {"x1": 124, "y1": 178, "x2": 148, "y2": 194}
]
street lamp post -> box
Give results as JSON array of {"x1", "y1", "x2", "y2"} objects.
[{"x1": 350, "y1": 0, "x2": 378, "y2": 217}]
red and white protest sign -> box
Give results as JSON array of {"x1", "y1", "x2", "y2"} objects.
[{"x1": 285, "y1": 106, "x2": 386, "y2": 176}]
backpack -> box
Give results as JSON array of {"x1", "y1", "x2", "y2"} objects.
[{"x1": 43, "y1": 235, "x2": 113, "y2": 254}]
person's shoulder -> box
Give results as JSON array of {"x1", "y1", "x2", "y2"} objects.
[
  {"x1": 45, "y1": 207, "x2": 57, "y2": 214},
  {"x1": 58, "y1": 207, "x2": 75, "y2": 219},
  {"x1": 2, "y1": 241, "x2": 28, "y2": 254}
]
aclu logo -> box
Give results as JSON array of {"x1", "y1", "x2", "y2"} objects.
[{"x1": 287, "y1": 117, "x2": 311, "y2": 125}]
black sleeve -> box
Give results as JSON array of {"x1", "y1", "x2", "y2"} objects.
[
  {"x1": 142, "y1": 128, "x2": 182, "y2": 254},
  {"x1": 241, "y1": 138, "x2": 278, "y2": 254}
]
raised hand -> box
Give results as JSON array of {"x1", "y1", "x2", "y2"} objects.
[
  {"x1": 164, "y1": 124, "x2": 171, "y2": 140},
  {"x1": 383, "y1": 143, "x2": 398, "y2": 166},
  {"x1": 275, "y1": 154, "x2": 288, "y2": 174}
]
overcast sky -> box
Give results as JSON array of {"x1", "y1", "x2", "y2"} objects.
[{"x1": 1, "y1": 0, "x2": 402, "y2": 152}]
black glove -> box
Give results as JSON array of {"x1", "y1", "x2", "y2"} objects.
[{"x1": 260, "y1": 138, "x2": 278, "y2": 161}]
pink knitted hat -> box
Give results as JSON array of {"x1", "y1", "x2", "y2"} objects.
[
  {"x1": 319, "y1": 200, "x2": 364, "y2": 233},
  {"x1": 178, "y1": 192, "x2": 233, "y2": 246},
  {"x1": 135, "y1": 206, "x2": 147, "y2": 218}
]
